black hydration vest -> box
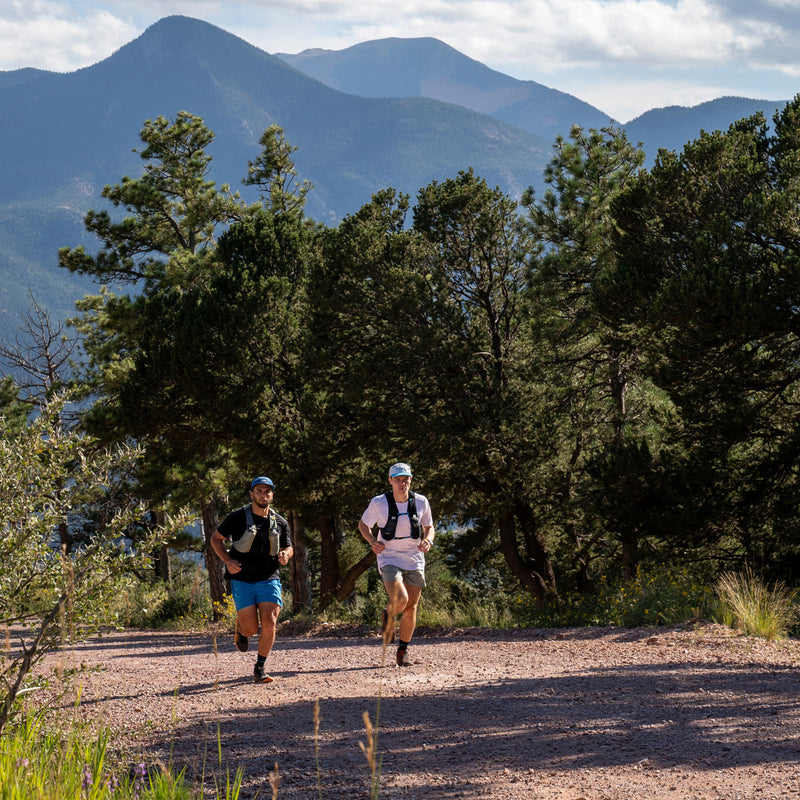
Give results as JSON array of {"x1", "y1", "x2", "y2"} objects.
[{"x1": 379, "y1": 491, "x2": 421, "y2": 540}]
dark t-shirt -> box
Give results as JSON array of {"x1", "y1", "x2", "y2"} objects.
[{"x1": 217, "y1": 506, "x2": 291, "y2": 584}]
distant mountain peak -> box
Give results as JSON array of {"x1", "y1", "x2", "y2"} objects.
[
  {"x1": 276, "y1": 35, "x2": 612, "y2": 139},
  {"x1": 0, "y1": 14, "x2": 790, "y2": 343}
]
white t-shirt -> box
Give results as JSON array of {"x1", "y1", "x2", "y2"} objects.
[{"x1": 361, "y1": 491, "x2": 434, "y2": 571}]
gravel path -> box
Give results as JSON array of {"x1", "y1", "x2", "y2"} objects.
[{"x1": 43, "y1": 621, "x2": 800, "y2": 799}]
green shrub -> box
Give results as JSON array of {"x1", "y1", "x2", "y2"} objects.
[
  {"x1": 531, "y1": 564, "x2": 716, "y2": 628},
  {"x1": 112, "y1": 561, "x2": 215, "y2": 630},
  {"x1": 0, "y1": 395, "x2": 190, "y2": 735},
  {"x1": 312, "y1": 558, "x2": 518, "y2": 630}
]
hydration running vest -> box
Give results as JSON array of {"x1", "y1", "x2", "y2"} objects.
[
  {"x1": 232, "y1": 505, "x2": 280, "y2": 556},
  {"x1": 379, "y1": 491, "x2": 421, "y2": 540}
]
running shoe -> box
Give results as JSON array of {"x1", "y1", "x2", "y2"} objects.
[{"x1": 253, "y1": 663, "x2": 274, "y2": 683}]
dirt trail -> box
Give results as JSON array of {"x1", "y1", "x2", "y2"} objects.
[{"x1": 44, "y1": 621, "x2": 800, "y2": 799}]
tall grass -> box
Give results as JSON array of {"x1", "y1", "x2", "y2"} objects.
[
  {"x1": 3, "y1": 691, "x2": 382, "y2": 800},
  {"x1": 716, "y1": 569, "x2": 800, "y2": 640},
  {"x1": 0, "y1": 712, "x2": 243, "y2": 800}
]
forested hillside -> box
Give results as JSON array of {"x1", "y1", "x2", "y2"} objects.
[
  {"x1": 26, "y1": 97, "x2": 800, "y2": 624},
  {"x1": 0, "y1": 16, "x2": 550, "y2": 340}
]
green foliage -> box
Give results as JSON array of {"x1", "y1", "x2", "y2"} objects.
[
  {"x1": 51, "y1": 106, "x2": 800, "y2": 619},
  {"x1": 0, "y1": 395, "x2": 189, "y2": 734},
  {"x1": 411, "y1": 169, "x2": 561, "y2": 604},
  {"x1": 59, "y1": 111, "x2": 247, "y2": 288},
  {"x1": 521, "y1": 125, "x2": 656, "y2": 583},
  {"x1": 530, "y1": 565, "x2": 717, "y2": 628},
  {"x1": 64, "y1": 112, "x2": 256, "y2": 510},
  {"x1": 111, "y1": 563, "x2": 214, "y2": 631},
  {"x1": 0, "y1": 375, "x2": 29, "y2": 438},
  {"x1": 716, "y1": 570, "x2": 800, "y2": 640},
  {"x1": 244, "y1": 124, "x2": 312, "y2": 215},
  {"x1": 315, "y1": 545, "x2": 518, "y2": 630},
  {"x1": 303, "y1": 188, "x2": 424, "y2": 503},
  {"x1": 603, "y1": 97, "x2": 800, "y2": 579}
]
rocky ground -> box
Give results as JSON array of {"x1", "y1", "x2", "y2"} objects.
[{"x1": 40, "y1": 621, "x2": 800, "y2": 799}]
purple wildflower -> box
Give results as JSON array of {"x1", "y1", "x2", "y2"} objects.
[
  {"x1": 132, "y1": 762, "x2": 147, "y2": 798},
  {"x1": 82, "y1": 764, "x2": 93, "y2": 792}
]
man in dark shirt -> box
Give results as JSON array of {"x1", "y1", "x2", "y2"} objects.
[{"x1": 210, "y1": 476, "x2": 293, "y2": 683}]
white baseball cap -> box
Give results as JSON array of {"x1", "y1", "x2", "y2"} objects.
[{"x1": 388, "y1": 462, "x2": 413, "y2": 478}]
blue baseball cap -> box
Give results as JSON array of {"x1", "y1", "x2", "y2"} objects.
[
  {"x1": 250, "y1": 476, "x2": 274, "y2": 490},
  {"x1": 388, "y1": 462, "x2": 412, "y2": 478}
]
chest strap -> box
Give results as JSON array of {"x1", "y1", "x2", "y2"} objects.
[{"x1": 379, "y1": 491, "x2": 420, "y2": 541}]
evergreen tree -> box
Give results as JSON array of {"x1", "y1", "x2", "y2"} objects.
[
  {"x1": 413, "y1": 169, "x2": 557, "y2": 605},
  {"x1": 303, "y1": 188, "x2": 427, "y2": 608},
  {"x1": 604, "y1": 97, "x2": 800, "y2": 579},
  {"x1": 522, "y1": 125, "x2": 652, "y2": 583},
  {"x1": 0, "y1": 375, "x2": 29, "y2": 439},
  {"x1": 59, "y1": 112, "x2": 252, "y2": 607}
]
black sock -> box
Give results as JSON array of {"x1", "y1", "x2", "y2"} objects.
[
  {"x1": 256, "y1": 655, "x2": 266, "y2": 668},
  {"x1": 397, "y1": 639, "x2": 409, "y2": 652}
]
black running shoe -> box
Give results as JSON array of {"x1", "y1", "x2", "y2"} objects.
[
  {"x1": 234, "y1": 623, "x2": 249, "y2": 653},
  {"x1": 253, "y1": 663, "x2": 274, "y2": 683}
]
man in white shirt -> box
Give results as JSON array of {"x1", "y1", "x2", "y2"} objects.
[{"x1": 358, "y1": 462, "x2": 435, "y2": 666}]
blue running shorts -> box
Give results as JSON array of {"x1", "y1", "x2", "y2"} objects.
[{"x1": 231, "y1": 578, "x2": 283, "y2": 610}]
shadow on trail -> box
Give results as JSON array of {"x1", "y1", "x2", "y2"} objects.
[{"x1": 138, "y1": 638, "x2": 800, "y2": 800}]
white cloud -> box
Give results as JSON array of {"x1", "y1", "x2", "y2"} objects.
[
  {"x1": 563, "y1": 76, "x2": 748, "y2": 121},
  {"x1": 0, "y1": 2, "x2": 138, "y2": 71},
  {"x1": 2, "y1": 0, "x2": 799, "y2": 74},
  {"x1": 0, "y1": 0, "x2": 798, "y2": 116},
  {"x1": 302, "y1": 0, "x2": 785, "y2": 73}
]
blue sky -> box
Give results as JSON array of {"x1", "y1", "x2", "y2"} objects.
[{"x1": 1, "y1": 0, "x2": 798, "y2": 121}]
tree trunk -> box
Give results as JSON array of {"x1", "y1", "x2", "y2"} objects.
[
  {"x1": 201, "y1": 497, "x2": 226, "y2": 619},
  {"x1": 333, "y1": 551, "x2": 376, "y2": 606},
  {"x1": 609, "y1": 351, "x2": 628, "y2": 447},
  {"x1": 621, "y1": 538, "x2": 638, "y2": 578},
  {"x1": 497, "y1": 511, "x2": 554, "y2": 609},
  {"x1": 562, "y1": 432, "x2": 594, "y2": 593},
  {"x1": 515, "y1": 501, "x2": 557, "y2": 593},
  {"x1": 287, "y1": 509, "x2": 311, "y2": 614},
  {"x1": 154, "y1": 546, "x2": 171, "y2": 585},
  {"x1": 318, "y1": 515, "x2": 341, "y2": 608},
  {"x1": 610, "y1": 350, "x2": 638, "y2": 578},
  {"x1": 58, "y1": 521, "x2": 72, "y2": 556}
]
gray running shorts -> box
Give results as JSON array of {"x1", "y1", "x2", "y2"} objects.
[{"x1": 379, "y1": 564, "x2": 426, "y2": 587}]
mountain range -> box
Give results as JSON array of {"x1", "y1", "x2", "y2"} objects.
[
  {"x1": 276, "y1": 38, "x2": 786, "y2": 160},
  {"x1": 0, "y1": 15, "x2": 791, "y2": 344}
]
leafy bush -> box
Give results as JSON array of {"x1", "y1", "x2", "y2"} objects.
[
  {"x1": 114, "y1": 561, "x2": 215, "y2": 630},
  {"x1": 0, "y1": 396, "x2": 189, "y2": 734},
  {"x1": 315, "y1": 556, "x2": 518, "y2": 630},
  {"x1": 531, "y1": 564, "x2": 716, "y2": 628}
]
